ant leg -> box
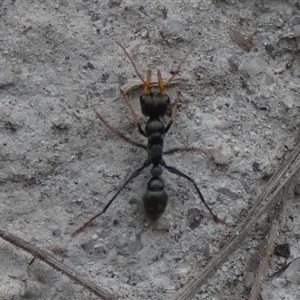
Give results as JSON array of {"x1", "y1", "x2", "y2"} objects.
[
  {"x1": 164, "y1": 146, "x2": 230, "y2": 165},
  {"x1": 162, "y1": 48, "x2": 192, "y2": 92},
  {"x1": 95, "y1": 111, "x2": 146, "y2": 150},
  {"x1": 120, "y1": 88, "x2": 146, "y2": 137},
  {"x1": 160, "y1": 160, "x2": 228, "y2": 226},
  {"x1": 164, "y1": 147, "x2": 208, "y2": 156},
  {"x1": 165, "y1": 91, "x2": 182, "y2": 134},
  {"x1": 72, "y1": 160, "x2": 151, "y2": 236}
]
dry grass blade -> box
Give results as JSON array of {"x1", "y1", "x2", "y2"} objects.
[
  {"x1": 175, "y1": 140, "x2": 300, "y2": 300},
  {"x1": 248, "y1": 178, "x2": 292, "y2": 300},
  {"x1": 0, "y1": 229, "x2": 116, "y2": 300}
]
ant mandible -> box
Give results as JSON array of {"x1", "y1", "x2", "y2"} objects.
[{"x1": 72, "y1": 42, "x2": 227, "y2": 236}]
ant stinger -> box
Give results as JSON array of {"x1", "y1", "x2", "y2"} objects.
[{"x1": 72, "y1": 42, "x2": 227, "y2": 236}]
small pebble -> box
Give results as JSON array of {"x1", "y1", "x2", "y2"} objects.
[
  {"x1": 152, "y1": 216, "x2": 171, "y2": 231},
  {"x1": 92, "y1": 234, "x2": 98, "y2": 240}
]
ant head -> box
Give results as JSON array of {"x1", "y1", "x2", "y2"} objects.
[
  {"x1": 139, "y1": 69, "x2": 170, "y2": 117},
  {"x1": 117, "y1": 42, "x2": 191, "y2": 118},
  {"x1": 140, "y1": 93, "x2": 170, "y2": 117}
]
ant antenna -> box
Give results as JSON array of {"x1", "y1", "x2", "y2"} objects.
[{"x1": 116, "y1": 42, "x2": 151, "y2": 92}]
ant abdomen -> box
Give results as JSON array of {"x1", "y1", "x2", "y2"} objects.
[{"x1": 143, "y1": 177, "x2": 168, "y2": 220}]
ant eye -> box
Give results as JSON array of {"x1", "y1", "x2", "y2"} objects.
[
  {"x1": 166, "y1": 95, "x2": 171, "y2": 104},
  {"x1": 140, "y1": 95, "x2": 145, "y2": 104}
]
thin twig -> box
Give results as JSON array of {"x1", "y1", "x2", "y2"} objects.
[
  {"x1": 248, "y1": 221, "x2": 277, "y2": 300},
  {"x1": 175, "y1": 140, "x2": 300, "y2": 300},
  {"x1": 248, "y1": 178, "x2": 292, "y2": 300},
  {"x1": 248, "y1": 134, "x2": 299, "y2": 300},
  {"x1": 0, "y1": 229, "x2": 116, "y2": 300}
]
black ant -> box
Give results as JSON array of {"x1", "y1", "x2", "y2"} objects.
[{"x1": 72, "y1": 43, "x2": 227, "y2": 236}]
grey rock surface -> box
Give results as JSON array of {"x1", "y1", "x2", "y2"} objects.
[{"x1": 0, "y1": 1, "x2": 299, "y2": 299}]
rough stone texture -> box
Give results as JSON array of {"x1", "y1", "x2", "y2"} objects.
[{"x1": 0, "y1": 1, "x2": 299, "y2": 299}]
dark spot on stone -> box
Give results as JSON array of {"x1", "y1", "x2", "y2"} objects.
[
  {"x1": 101, "y1": 73, "x2": 110, "y2": 83},
  {"x1": 252, "y1": 161, "x2": 260, "y2": 172},
  {"x1": 274, "y1": 243, "x2": 290, "y2": 258},
  {"x1": 5, "y1": 121, "x2": 18, "y2": 133},
  {"x1": 217, "y1": 187, "x2": 239, "y2": 200},
  {"x1": 108, "y1": 0, "x2": 121, "y2": 8},
  {"x1": 294, "y1": 183, "x2": 300, "y2": 196},
  {"x1": 83, "y1": 62, "x2": 95, "y2": 70},
  {"x1": 187, "y1": 208, "x2": 203, "y2": 230}
]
